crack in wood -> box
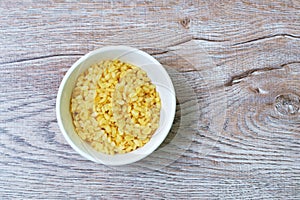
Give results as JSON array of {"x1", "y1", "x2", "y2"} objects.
[
  {"x1": 225, "y1": 67, "x2": 282, "y2": 87},
  {"x1": 224, "y1": 61, "x2": 300, "y2": 87},
  {"x1": 232, "y1": 33, "x2": 300, "y2": 46},
  {"x1": 279, "y1": 61, "x2": 300, "y2": 68},
  {"x1": 192, "y1": 36, "x2": 229, "y2": 43},
  {"x1": 0, "y1": 54, "x2": 85, "y2": 65},
  {"x1": 150, "y1": 49, "x2": 171, "y2": 55}
]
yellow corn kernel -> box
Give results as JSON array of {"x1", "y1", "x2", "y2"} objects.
[
  {"x1": 127, "y1": 141, "x2": 134, "y2": 148},
  {"x1": 104, "y1": 113, "x2": 110, "y2": 121},
  {"x1": 125, "y1": 135, "x2": 133, "y2": 141},
  {"x1": 144, "y1": 127, "x2": 152, "y2": 135},
  {"x1": 116, "y1": 135, "x2": 122, "y2": 145},
  {"x1": 111, "y1": 127, "x2": 117, "y2": 137},
  {"x1": 127, "y1": 105, "x2": 132, "y2": 112},
  {"x1": 131, "y1": 110, "x2": 139, "y2": 118},
  {"x1": 111, "y1": 141, "x2": 116, "y2": 147},
  {"x1": 131, "y1": 96, "x2": 138, "y2": 102},
  {"x1": 142, "y1": 138, "x2": 150, "y2": 144},
  {"x1": 135, "y1": 106, "x2": 142, "y2": 112},
  {"x1": 133, "y1": 139, "x2": 140, "y2": 146},
  {"x1": 143, "y1": 86, "x2": 150, "y2": 93},
  {"x1": 138, "y1": 118, "x2": 147, "y2": 126},
  {"x1": 136, "y1": 87, "x2": 142, "y2": 93}
]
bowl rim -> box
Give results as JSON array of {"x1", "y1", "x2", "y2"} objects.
[{"x1": 56, "y1": 45, "x2": 176, "y2": 165}]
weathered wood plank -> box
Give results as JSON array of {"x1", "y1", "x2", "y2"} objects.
[{"x1": 0, "y1": 0, "x2": 299, "y2": 199}]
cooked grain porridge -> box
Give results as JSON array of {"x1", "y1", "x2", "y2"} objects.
[{"x1": 70, "y1": 60, "x2": 161, "y2": 155}]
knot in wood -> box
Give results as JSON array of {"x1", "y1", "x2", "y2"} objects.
[
  {"x1": 180, "y1": 17, "x2": 190, "y2": 29},
  {"x1": 275, "y1": 94, "x2": 300, "y2": 116}
]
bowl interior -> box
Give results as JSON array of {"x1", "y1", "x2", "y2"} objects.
[{"x1": 57, "y1": 46, "x2": 176, "y2": 165}]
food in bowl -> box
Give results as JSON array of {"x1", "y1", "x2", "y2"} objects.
[{"x1": 70, "y1": 60, "x2": 161, "y2": 155}]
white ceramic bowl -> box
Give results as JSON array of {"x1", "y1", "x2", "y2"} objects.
[{"x1": 56, "y1": 46, "x2": 176, "y2": 166}]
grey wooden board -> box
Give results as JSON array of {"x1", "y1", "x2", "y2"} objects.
[{"x1": 0, "y1": 1, "x2": 299, "y2": 199}]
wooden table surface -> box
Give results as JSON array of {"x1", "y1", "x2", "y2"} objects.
[{"x1": 1, "y1": 1, "x2": 299, "y2": 199}]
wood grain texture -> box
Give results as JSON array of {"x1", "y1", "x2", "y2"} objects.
[{"x1": 0, "y1": 0, "x2": 299, "y2": 199}]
